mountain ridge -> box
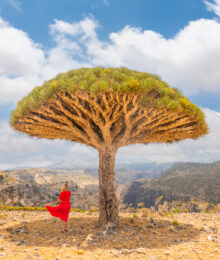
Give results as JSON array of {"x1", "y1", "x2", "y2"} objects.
[{"x1": 123, "y1": 161, "x2": 220, "y2": 208}]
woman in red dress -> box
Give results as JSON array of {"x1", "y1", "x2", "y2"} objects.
[{"x1": 46, "y1": 183, "x2": 71, "y2": 231}]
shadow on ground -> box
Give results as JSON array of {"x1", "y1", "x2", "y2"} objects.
[{"x1": 3, "y1": 215, "x2": 200, "y2": 250}]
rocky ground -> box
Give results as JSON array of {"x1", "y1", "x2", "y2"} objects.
[{"x1": 0, "y1": 211, "x2": 219, "y2": 259}]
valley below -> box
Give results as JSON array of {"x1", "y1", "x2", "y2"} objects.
[
  {"x1": 0, "y1": 161, "x2": 220, "y2": 211},
  {"x1": 0, "y1": 162, "x2": 170, "y2": 210}
]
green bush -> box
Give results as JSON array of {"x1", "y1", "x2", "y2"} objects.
[{"x1": 172, "y1": 220, "x2": 179, "y2": 226}]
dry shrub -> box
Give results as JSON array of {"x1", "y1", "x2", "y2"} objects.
[
  {"x1": 126, "y1": 207, "x2": 136, "y2": 213},
  {"x1": 140, "y1": 207, "x2": 156, "y2": 219},
  {"x1": 211, "y1": 203, "x2": 220, "y2": 213}
]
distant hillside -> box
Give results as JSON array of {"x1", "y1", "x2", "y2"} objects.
[
  {"x1": 2, "y1": 168, "x2": 98, "y2": 187},
  {"x1": 0, "y1": 163, "x2": 171, "y2": 208},
  {"x1": 0, "y1": 169, "x2": 99, "y2": 209},
  {"x1": 83, "y1": 162, "x2": 172, "y2": 185},
  {"x1": 3, "y1": 162, "x2": 220, "y2": 210},
  {"x1": 123, "y1": 161, "x2": 220, "y2": 208}
]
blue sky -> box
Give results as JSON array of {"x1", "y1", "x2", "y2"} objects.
[
  {"x1": 1, "y1": 0, "x2": 215, "y2": 44},
  {"x1": 0, "y1": 0, "x2": 220, "y2": 169}
]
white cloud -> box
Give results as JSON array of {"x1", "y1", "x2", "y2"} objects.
[
  {"x1": 46, "y1": 16, "x2": 220, "y2": 95},
  {"x1": 89, "y1": 19, "x2": 220, "y2": 94},
  {"x1": 204, "y1": 0, "x2": 220, "y2": 17},
  {"x1": 0, "y1": 17, "x2": 92, "y2": 103},
  {"x1": 0, "y1": 18, "x2": 44, "y2": 75},
  {"x1": 1, "y1": 13, "x2": 220, "y2": 104},
  {"x1": 50, "y1": 17, "x2": 99, "y2": 39},
  {"x1": 0, "y1": 120, "x2": 72, "y2": 169},
  {"x1": 0, "y1": 17, "x2": 45, "y2": 102}
]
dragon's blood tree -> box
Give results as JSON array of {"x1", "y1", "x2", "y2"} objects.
[{"x1": 10, "y1": 67, "x2": 208, "y2": 227}]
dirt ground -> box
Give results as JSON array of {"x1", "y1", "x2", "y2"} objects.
[{"x1": 0, "y1": 211, "x2": 219, "y2": 259}]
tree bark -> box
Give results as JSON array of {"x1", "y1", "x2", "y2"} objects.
[{"x1": 98, "y1": 147, "x2": 119, "y2": 227}]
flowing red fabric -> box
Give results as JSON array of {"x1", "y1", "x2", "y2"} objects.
[{"x1": 46, "y1": 190, "x2": 71, "y2": 222}]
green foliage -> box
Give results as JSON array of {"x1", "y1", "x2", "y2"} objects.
[
  {"x1": 0, "y1": 205, "x2": 85, "y2": 212},
  {"x1": 132, "y1": 213, "x2": 137, "y2": 218},
  {"x1": 0, "y1": 205, "x2": 47, "y2": 211},
  {"x1": 172, "y1": 208, "x2": 181, "y2": 213},
  {"x1": 137, "y1": 202, "x2": 144, "y2": 208},
  {"x1": 172, "y1": 220, "x2": 179, "y2": 226},
  {"x1": 86, "y1": 207, "x2": 98, "y2": 215},
  {"x1": 163, "y1": 211, "x2": 174, "y2": 217},
  {"x1": 71, "y1": 208, "x2": 85, "y2": 213},
  {"x1": 202, "y1": 209, "x2": 214, "y2": 213},
  {"x1": 10, "y1": 67, "x2": 208, "y2": 134}
]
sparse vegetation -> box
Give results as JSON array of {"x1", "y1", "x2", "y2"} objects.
[
  {"x1": 0, "y1": 209, "x2": 219, "y2": 259},
  {"x1": 0, "y1": 205, "x2": 85, "y2": 212},
  {"x1": 132, "y1": 213, "x2": 137, "y2": 218},
  {"x1": 172, "y1": 220, "x2": 179, "y2": 226},
  {"x1": 0, "y1": 205, "x2": 47, "y2": 211},
  {"x1": 123, "y1": 162, "x2": 220, "y2": 210}
]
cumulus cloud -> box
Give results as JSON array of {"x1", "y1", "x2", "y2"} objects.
[
  {"x1": 0, "y1": 17, "x2": 92, "y2": 103},
  {"x1": 1, "y1": 12, "x2": 220, "y2": 105},
  {"x1": 0, "y1": 18, "x2": 44, "y2": 75},
  {"x1": 45, "y1": 15, "x2": 220, "y2": 95},
  {"x1": 0, "y1": 18, "x2": 45, "y2": 103},
  {"x1": 204, "y1": 0, "x2": 220, "y2": 17},
  {"x1": 89, "y1": 19, "x2": 220, "y2": 94}
]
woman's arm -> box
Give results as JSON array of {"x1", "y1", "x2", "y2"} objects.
[{"x1": 51, "y1": 199, "x2": 62, "y2": 205}]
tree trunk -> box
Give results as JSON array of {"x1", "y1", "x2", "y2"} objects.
[{"x1": 98, "y1": 147, "x2": 119, "y2": 227}]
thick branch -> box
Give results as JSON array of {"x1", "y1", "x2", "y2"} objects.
[{"x1": 15, "y1": 91, "x2": 206, "y2": 149}]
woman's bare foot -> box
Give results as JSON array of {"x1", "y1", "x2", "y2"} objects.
[{"x1": 63, "y1": 222, "x2": 68, "y2": 232}]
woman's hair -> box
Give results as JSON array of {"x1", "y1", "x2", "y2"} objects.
[{"x1": 61, "y1": 182, "x2": 68, "y2": 192}]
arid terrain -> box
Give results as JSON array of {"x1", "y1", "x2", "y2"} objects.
[
  {"x1": 0, "y1": 162, "x2": 220, "y2": 259},
  {"x1": 0, "y1": 211, "x2": 219, "y2": 259}
]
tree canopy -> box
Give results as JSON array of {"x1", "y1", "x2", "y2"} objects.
[{"x1": 10, "y1": 67, "x2": 208, "y2": 150}]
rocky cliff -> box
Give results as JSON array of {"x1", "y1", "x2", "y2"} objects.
[
  {"x1": 0, "y1": 169, "x2": 99, "y2": 209},
  {"x1": 123, "y1": 161, "x2": 220, "y2": 208}
]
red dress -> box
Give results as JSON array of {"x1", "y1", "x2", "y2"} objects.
[{"x1": 46, "y1": 190, "x2": 71, "y2": 222}]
